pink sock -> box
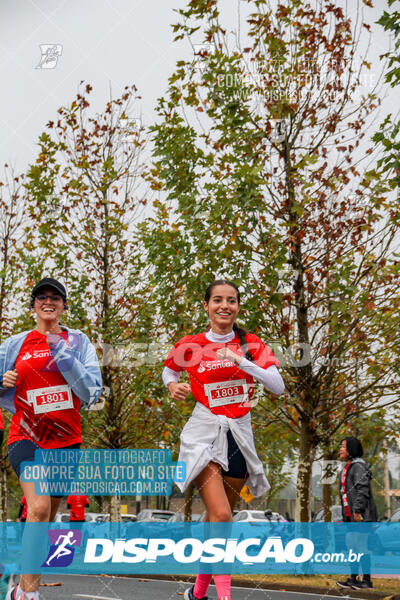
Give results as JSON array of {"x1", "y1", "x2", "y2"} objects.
[
  {"x1": 214, "y1": 574, "x2": 231, "y2": 600},
  {"x1": 193, "y1": 573, "x2": 212, "y2": 598}
]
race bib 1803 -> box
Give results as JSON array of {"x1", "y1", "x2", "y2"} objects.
[
  {"x1": 27, "y1": 385, "x2": 73, "y2": 415},
  {"x1": 204, "y1": 379, "x2": 248, "y2": 408}
]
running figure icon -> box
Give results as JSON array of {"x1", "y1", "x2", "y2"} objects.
[{"x1": 45, "y1": 531, "x2": 77, "y2": 566}]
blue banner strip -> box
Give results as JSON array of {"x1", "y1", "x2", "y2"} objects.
[
  {"x1": 19, "y1": 449, "x2": 186, "y2": 496},
  {"x1": 1, "y1": 522, "x2": 400, "y2": 575}
]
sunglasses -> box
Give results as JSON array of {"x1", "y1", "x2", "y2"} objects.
[{"x1": 35, "y1": 294, "x2": 64, "y2": 302}]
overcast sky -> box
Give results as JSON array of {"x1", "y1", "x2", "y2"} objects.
[{"x1": 0, "y1": 0, "x2": 395, "y2": 174}]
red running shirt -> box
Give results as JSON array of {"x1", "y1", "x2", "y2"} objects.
[
  {"x1": 67, "y1": 495, "x2": 89, "y2": 521},
  {"x1": 164, "y1": 332, "x2": 280, "y2": 419},
  {"x1": 8, "y1": 330, "x2": 82, "y2": 448},
  {"x1": 0, "y1": 408, "x2": 3, "y2": 430},
  {"x1": 19, "y1": 496, "x2": 28, "y2": 520}
]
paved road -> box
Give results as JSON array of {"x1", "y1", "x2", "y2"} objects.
[{"x1": 37, "y1": 575, "x2": 358, "y2": 600}]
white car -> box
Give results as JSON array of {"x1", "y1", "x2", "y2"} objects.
[
  {"x1": 54, "y1": 512, "x2": 110, "y2": 523},
  {"x1": 85, "y1": 512, "x2": 110, "y2": 523},
  {"x1": 233, "y1": 510, "x2": 288, "y2": 523},
  {"x1": 54, "y1": 512, "x2": 70, "y2": 523},
  {"x1": 136, "y1": 509, "x2": 175, "y2": 522},
  {"x1": 168, "y1": 513, "x2": 202, "y2": 522},
  {"x1": 312, "y1": 505, "x2": 343, "y2": 522},
  {"x1": 121, "y1": 513, "x2": 137, "y2": 523}
]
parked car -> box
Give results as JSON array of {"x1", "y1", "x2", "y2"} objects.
[
  {"x1": 387, "y1": 509, "x2": 400, "y2": 522},
  {"x1": 54, "y1": 511, "x2": 110, "y2": 523},
  {"x1": 372, "y1": 509, "x2": 400, "y2": 554},
  {"x1": 231, "y1": 509, "x2": 290, "y2": 548},
  {"x1": 54, "y1": 512, "x2": 70, "y2": 523},
  {"x1": 168, "y1": 513, "x2": 202, "y2": 522},
  {"x1": 85, "y1": 512, "x2": 110, "y2": 522},
  {"x1": 312, "y1": 505, "x2": 343, "y2": 522},
  {"x1": 136, "y1": 509, "x2": 175, "y2": 522},
  {"x1": 121, "y1": 513, "x2": 137, "y2": 523},
  {"x1": 233, "y1": 510, "x2": 288, "y2": 523}
]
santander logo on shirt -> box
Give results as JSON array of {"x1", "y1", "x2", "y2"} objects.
[
  {"x1": 198, "y1": 359, "x2": 235, "y2": 373},
  {"x1": 21, "y1": 349, "x2": 51, "y2": 360},
  {"x1": 33, "y1": 349, "x2": 51, "y2": 359}
]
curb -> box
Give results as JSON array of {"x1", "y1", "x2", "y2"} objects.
[{"x1": 119, "y1": 574, "x2": 389, "y2": 599}]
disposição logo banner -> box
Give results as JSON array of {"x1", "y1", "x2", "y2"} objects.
[
  {"x1": 42, "y1": 529, "x2": 82, "y2": 568},
  {"x1": 1, "y1": 522, "x2": 400, "y2": 576}
]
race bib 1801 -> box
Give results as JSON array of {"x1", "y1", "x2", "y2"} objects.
[{"x1": 27, "y1": 385, "x2": 73, "y2": 415}]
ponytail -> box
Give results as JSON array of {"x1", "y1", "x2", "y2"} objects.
[{"x1": 233, "y1": 322, "x2": 253, "y2": 362}]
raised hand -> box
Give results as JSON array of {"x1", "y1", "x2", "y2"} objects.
[{"x1": 216, "y1": 347, "x2": 243, "y2": 365}]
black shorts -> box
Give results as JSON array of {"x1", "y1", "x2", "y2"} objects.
[
  {"x1": 8, "y1": 439, "x2": 81, "y2": 481},
  {"x1": 0, "y1": 429, "x2": 3, "y2": 447},
  {"x1": 221, "y1": 430, "x2": 248, "y2": 479}
]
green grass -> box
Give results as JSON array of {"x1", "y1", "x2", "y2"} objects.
[{"x1": 232, "y1": 574, "x2": 400, "y2": 595}]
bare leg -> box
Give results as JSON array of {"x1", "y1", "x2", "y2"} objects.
[
  {"x1": 194, "y1": 464, "x2": 246, "y2": 600},
  {"x1": 18, "y1": 480, "x2": 62, "y2": 593},
  {"x1": 194, "y1": 462, "x2": 232, "y2": 522},
  {"x1": 223, "y1": 475, "x2": 246, "y2": 513}
]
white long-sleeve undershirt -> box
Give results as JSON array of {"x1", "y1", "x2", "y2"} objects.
[{"x1": 162, "y1": 329, "x2": 285, "y2": 395}]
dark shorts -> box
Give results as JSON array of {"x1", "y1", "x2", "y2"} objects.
[
  {"x1": 221, "y1": 430, "x2": 248, "y2": 479},
  {"x1": 8, "y1": 439, "x2": 81, "y2": 485},
  {"x1": 0, "y1": 429, "x2": 3, "y2": 447}
]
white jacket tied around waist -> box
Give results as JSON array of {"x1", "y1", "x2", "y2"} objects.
[{"x1": 177, "y1": 401, "x2": 270, "y2": 497}]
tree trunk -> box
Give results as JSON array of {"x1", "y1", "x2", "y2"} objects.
[
  {"x1": 383, "y1": 440, "x2": 391, "y2": 518},
  {"x1": 295, "y1": 418, "x2": 315, "y2": 521},
  {"x1": 321, "y1": 447, "x2": 335, "y2": 522},
  {"x1": 94, "y1": 495, "x2": 103, "y2": 512},
  {"x1": 109, "y1": 495, "x2": 121, "y2": 522},
  {"x1": 323, "y1": 482, "x2": 332, "y2": 522}
]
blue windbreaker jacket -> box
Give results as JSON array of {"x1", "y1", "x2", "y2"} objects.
[{"x1": 0, "y1": 327, "x2": 102, "y2": 414}]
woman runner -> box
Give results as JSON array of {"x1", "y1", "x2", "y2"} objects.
[
  {"x1": 0, "y1": 277, "x2": 102, "y2": 600},
  {"x1": 163, "y1": 280, "x2": 285, "y2": 600}
]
